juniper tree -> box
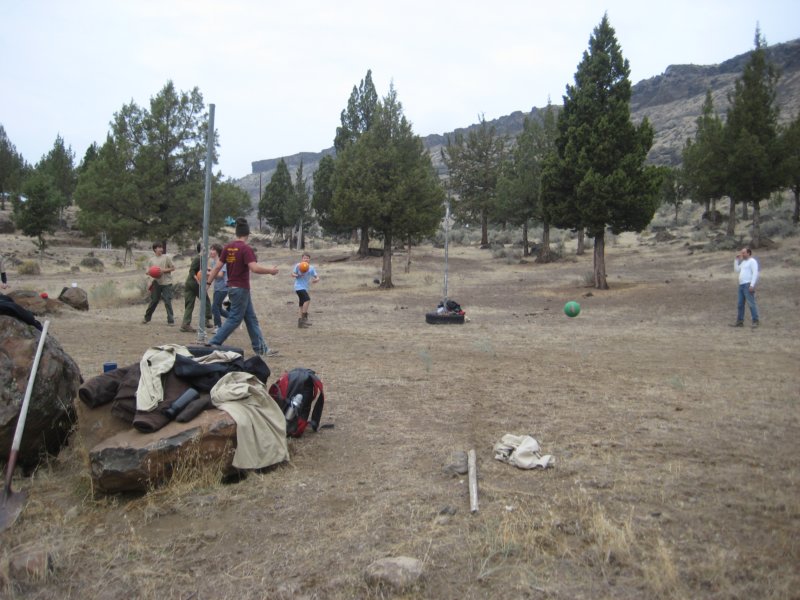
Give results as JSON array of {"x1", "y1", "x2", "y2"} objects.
[
  {"x1": 682, "y1": 91, "x2": 726, "y2": 214},
  {"x1": 334, "y1": 85, "x2": 444, "y2": 287},
  {"x1": 724, "y1": 28, "x2": 782, "y2": 246},
  {"x1": 779, "y1": 112, "x2": 800, "y2": 225},
  {"x1": 74, "y1": 81, "x2": 248, "y2": 247},
  {"x1": 334, "y1": 70, "x2": 379, "y2": 256},
  {"x1": 442, "y1": 116, "x2": 506, "y2": 247},
  {"x1": 260, "y1": 158, "x2": 293, "y2": 239},
  {"x1": 542, "y1": 14, "x2": 660, "y2": 289}
]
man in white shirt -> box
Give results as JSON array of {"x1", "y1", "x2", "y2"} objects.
[{"x1": 732, "y1": 247, "x2": 759, "y2": 328}]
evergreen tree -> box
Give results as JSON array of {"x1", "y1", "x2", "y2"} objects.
[
  {"x1": 442, "y1": 116, "x2": 506, "y2": 247},
  {"x1": 779, "y1": 112, "x2": 800, "y2": 225},
  {"x1": 287, "y1": 160, "x2": 311, "y2": 249},
  {"x1": 260, "y1": 158, "x2": 293, "y2": 238},
  {"x1": 681, "y1": 91, "x2": 726, "y2": 214},
  {"x1": 312, "y1": 154, "x2": 346, "y2": 234},
  {"x1": 496, "y1": 103, "x2": 558, "y2": 258},
  {"x1": 74, "y1": 81, "x2": 248, "y2": 248},
  {"x1": 334, "y1": 70, "x2": 380, "y2": 256},
  {"x1": 37, "y1": 134, "x2": 76, "y2": 226},
  {"x1": 334, "y1": 85, "x2": 444, "y2": 287},
  {"x1": 656, "y1": 166, "x2": 687, "y2": 224},
  {"x1": 541, "y1": 14, "x2": 660, "y2": 289},
  {"x1": 14, "y1": 170, "x2": 62, "y2": 255},
  {"x1": 0, "y1": 124, "x2": 28, "y2": 210},
  {"x1": 724, "y1": 28, "x2": 782, "y2": 247}
]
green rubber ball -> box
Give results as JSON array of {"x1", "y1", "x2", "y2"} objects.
[{"x1": 564, "y1": 301, "x2": 581, "y2": 317}]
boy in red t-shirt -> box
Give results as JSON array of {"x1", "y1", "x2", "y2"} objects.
[{"x1": 206, "y1": 218, "x2": 279, "y2": 356}]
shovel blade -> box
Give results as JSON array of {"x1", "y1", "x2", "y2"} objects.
[{"x1": 0, "y1": 489, "x2": 27, "y2": 532}]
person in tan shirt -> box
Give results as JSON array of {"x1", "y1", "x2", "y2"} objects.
[{"x1": 142, "y1": 242, "x2": 176, "y2": 325}]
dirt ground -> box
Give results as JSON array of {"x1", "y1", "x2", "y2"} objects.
[{"x1": 1, "y1": 210, "x2": 799, "y2": 599}]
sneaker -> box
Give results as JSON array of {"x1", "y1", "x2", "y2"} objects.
[
  {"x1": 730, "y1": 321, "x2": 743, "y2": 328},
  {"x1": 141, "y1": 319, "x2": 150, "y2": 324},
  {"x1": 751, "y1": 321, "x2": 759, "y2": 328},
  {"x1": 259, "y1": 349, "x2": 279, "y2": 357},
  {"x1": 179, "y1": 324, "x2": 196, "y2": 333},
  {"x1": 167, "y1": 321, "x2": 175, "y2": 326}
]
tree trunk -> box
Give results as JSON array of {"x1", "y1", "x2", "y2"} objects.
[
  {"x1": 541, "y1": 220, "x2": 551, "y2": 262},
  {"x1": 358, "y1": 227, "x2": 370, "y2": 258},
  {"x1": 380, "y1": 231, "x2": 394, "y2": 288},
  {"x1": 751, "y1": 200, "x2": 761, "y2": 249},
  {"x1": 480, "y1": 211, "x2": 489, "y2": 247},
  {"x1": 522, "y1": 222, "x2": 529, "y2": 257},
  {"x1": 726, "y1": 197, "x2": 736, "y2": 237},
  {"x1": 674, "y1": 202, "x2": 680, "y2": 224},
  {"x1": 404, "y1": 234, "x2": 412, "y2": 273},
  {"x1": 576, "y1": 228, "x2": 585, "y2": 255},
  {"x1": 593, "y1": 232, "x2": 609, "y2": 290},
  {"x1": 741, "y1": 201, "x2": 748, "y2": 221},
  {"x1": 709, "y1": 198, "x2": 714, "y2": 212}
]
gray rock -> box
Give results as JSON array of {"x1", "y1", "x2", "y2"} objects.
[
  {"x1": 364, "y1": 556, "x2": 423, "y2": 592},
  {"x1": 0, "y1": 316, "x2": 80, "y2": 470},
  {"x1": 58, "y1": 286, "x2": 89, "y2": 311},
  {"x1": 443, "y1": 450, "x2": 468, "y2": 476}
]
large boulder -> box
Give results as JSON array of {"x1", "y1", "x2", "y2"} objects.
[
  {"x1": 0, "y1": 316, "x2": 81, "y2": 470},
  {"x1": 58, "y1": 286, "x2": 89, "y2": 311},
  {"x1": 86, "y1": 408, "x2": 238, "y2": 494}
]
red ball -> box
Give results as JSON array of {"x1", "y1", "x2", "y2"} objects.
[
  {"x1": 148, "y1": 265, "x2": 163, "y2": 278},
  {"x1": 40, "y1": 292, "x2": 48, "y2": 299}
]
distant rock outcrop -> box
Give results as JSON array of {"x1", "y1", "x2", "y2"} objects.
[{"x1": 237, "y1": 38, "x2": 800, "y2": 201}]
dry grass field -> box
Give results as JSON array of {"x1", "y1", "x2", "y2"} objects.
[{"x1": 1, "y1": 205, "x2": 799, "y2": 599}]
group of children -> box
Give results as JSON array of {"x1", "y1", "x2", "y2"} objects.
[{"x1": 143, "y1": 220, "x2": 320, "y2": 357}]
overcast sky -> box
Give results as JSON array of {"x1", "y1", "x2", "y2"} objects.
[{"x1": 1, "y1": 1, "x2": 798, "y2": 179}]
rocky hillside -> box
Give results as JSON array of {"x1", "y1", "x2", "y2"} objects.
[{"x1": 237, "y1": 38, "x2": 800, "y2": 200}]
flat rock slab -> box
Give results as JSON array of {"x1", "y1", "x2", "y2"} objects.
[{"x1": 89, "y1": 409, "x2": 238, "y2": 494}]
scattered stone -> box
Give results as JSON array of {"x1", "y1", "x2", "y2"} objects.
[
  {"x1": 442, "y1": 451, "x2": 468, "y2": 476},
  {"x1": 364, "y1": 556, "x2": 423, "y2": 592},
  {"x1": 58, "y1": 286, "x2": 89, "y2": 311},
  {"x1": 8, "y1": 548, "x2": 54, "y2": 581}
]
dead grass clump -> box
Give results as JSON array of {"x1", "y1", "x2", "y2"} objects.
[
  {"x1": 17, "y1": 260, "x2": 40, "y2": 275},
  {"x1": 640, "y1": 538, "x2": 686, "y2": 599},
  {"x1": 88, "y1": 280, "x2": 146, "y2": 308},
  {"x1": 144, "y1": 438, "x2": 232, "y2": 503}
]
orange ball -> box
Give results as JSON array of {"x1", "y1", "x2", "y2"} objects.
[{"x1": 299, "y1": 261, "x2": 310, "y2": 273}]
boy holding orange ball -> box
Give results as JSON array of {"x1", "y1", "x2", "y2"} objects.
[{"x1": 291, "y1": 253, "x2": 320, "y2": 328}]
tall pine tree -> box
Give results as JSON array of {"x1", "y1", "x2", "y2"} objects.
[
  {"x1": 724, "y1": 28, "x2": 782, "y2": 247},
  {"x1": 542, "y1": 14, "x2": 660, "y2": 289}
]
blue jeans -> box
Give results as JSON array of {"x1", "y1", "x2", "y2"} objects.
[
  {"x1": 211, "y1": 289, "x2": 230, "y2": 327},
  {"x1": 209, "y1": 287, "x2": 269, "y2": 354},
  {"x1": 737, "y1": 283, "x2": 759, "y2": 323}
]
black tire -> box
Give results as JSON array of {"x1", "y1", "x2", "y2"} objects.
[{"x1": 425, "y1": 311, "x2": 465, "y2": 325}]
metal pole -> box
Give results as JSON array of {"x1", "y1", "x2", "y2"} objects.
[
  {"x1": 443, "y1": 197, "x2": 450, "y2": 304},
  {"x1": 197, "y1": 103, "x2": 215, "y2": 343}
]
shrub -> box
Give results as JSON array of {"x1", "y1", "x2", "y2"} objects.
[
  {"x1": 18, "y1": 260, "x2": 41, "y2": 275},
  {"x1": 760, "y1": 218, "x2": 796, "y2": 239},
  {"x1": 80, "y1": 256, "x2": 105, "y2": 272}
]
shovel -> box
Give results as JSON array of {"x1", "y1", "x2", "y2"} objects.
[{"x1": 1, "y1": 319, "x2": 49, "y2": 532}]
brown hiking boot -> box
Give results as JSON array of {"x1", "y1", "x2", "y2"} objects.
[{"x1": 180, "y1": 324, "x2": 196, "y2": 333}]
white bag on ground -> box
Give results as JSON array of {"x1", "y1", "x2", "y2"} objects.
[{"x1": 493, "y1": 433, "x2": 553, "y2": 469}]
